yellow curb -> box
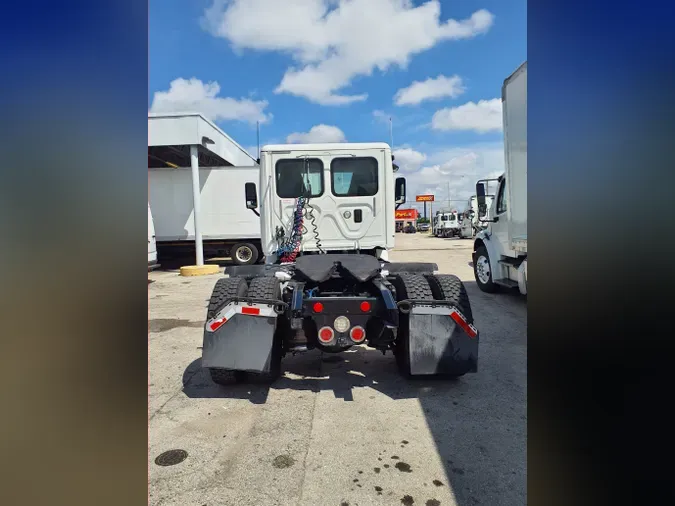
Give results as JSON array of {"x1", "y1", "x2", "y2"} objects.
[{"x1": 179, "y1": 265, "x2": 220, "y2": 277}]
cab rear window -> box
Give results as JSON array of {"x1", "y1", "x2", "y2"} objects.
[
  {"x1": 275, "y1": 158, "x2": 323, "y2": 198},
  {"x1": 330, "y1": 157, "x2": 378, "y2": 197}
]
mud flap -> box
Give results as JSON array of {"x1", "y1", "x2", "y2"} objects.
[
  {"x1": 408, "y1": 305, "x2": 479, "y2": 376},
  {"x1": 202, "y1": 302, "x2": 279, "y2": 373}
]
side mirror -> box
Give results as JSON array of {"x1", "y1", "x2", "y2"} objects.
[
  {"x1": 395, "y1": 177, "x2": 406, "y2": 206},
  {"x1": 245, "y1": 182, "x2": 260, "y2": 216},
  {"x1": 476, "y1": 182, "x2": 486, "y2": 207}
]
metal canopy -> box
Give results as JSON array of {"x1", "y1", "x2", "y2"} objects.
[{"x1": 148, "y1": 113, "x2": 256, "y2": 168}]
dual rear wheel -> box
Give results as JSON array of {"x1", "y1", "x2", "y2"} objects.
[
  {"x1": 390, "y1": 273, "x2": 474, "y2": 379},
  {"x1": 206, "y1": 276, "x2": 283, "y2": 385},
  {"x1": 205, "y1": 272, "x2": 476, "y2": 385}
]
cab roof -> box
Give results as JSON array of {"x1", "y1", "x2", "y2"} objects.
[{"x1": 261, "y1": 142, "x2": 391, "y2": 152}]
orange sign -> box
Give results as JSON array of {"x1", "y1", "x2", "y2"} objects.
[
  {"x1": 395, "y1": 209, "x2": 418, "y2": 220},
  {"x1": 416, "y1": 194, "x2": 435, "y2": 202}
]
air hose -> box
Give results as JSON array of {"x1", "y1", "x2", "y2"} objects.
[
  {"x1": 277, "y1": 197, "x2": 305, "y2": 263},
  {"x1": 305, "y1": 197, "x2": 325, "y2": 254}
]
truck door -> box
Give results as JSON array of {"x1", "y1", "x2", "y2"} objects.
[
  {"x1": 270, "y1": 149, "x2": 386, "y2": 252},
  {"x1": 492, "y1": 178, "x2": 510, "y2": 251}
]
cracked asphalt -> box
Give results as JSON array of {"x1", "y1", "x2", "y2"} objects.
[{"x1": 149, "y1": 233, "x2": 527, "y2": 506}]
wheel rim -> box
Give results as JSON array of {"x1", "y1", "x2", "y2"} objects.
[
  {"x1": 476, "y1": 255, "x2": 491, "y2": 284},
  {"x1": 235, "y1": 246, "x2": 252, "y2": 263}
]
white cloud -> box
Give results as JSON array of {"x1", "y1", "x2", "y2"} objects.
[
  {"x1": 393, "y1": 147, "x2": 426, "y2": 172},
  {"x1": 203, "y1": 0, "x2": 494, "y2": 105},
  {"x1": 399, "y1": 142, "x2": 505, "y2": 211},
  {"x1": 286, "y1": 124, "x2": 346, "y2": 143},
  {"x1": 372, "y1": 110, "x2": 390, "y2": 123},
  {"x1": 394, "y1": 74, "x2": 465, "y2": 106},
  {"x1": 150, "y1": 77, "x2": 271, "y2": 125},
  {"x1": 431, "y1": 98, "x2": 502, "y2": 133}
]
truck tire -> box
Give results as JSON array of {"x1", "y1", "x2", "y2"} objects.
[
  {"x1": 241, "y1": 276, "x2": 283, "y2": 383},
  {"x1": 424, "y1": 274, "x2": 476, "y2": 378},
  {"x1": 206, "y1": 277, "x2": 248, "y2": 319},
  {"x1": 390, "y1": 274, "x2": 433, "y2": 378},
  {"x1": 473, "y1": 245, "x2": 498, "y2": 293},
  {"x1": 425, "y1": 274, "x2": 474, "y2": 323},
  {"x1": 206, "y1": 277, "x2": 249, "y2": 385},
  {"x1": 230, "y1": 242, "x2": 259, "y2": 266}
]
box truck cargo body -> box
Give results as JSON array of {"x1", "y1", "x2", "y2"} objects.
[
  {"x1": 148, "y1": 203, "x2": 159, "y2": 270},
  {"x1": 149, "y1": 166, "x2": 262, "y2": 265}
]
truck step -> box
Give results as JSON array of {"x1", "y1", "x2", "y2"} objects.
[
  {"x1": 498, "y1": 258, "x2": 522, "y2": 267},
  {"x1": 494, "y1": 278, "x2": 519, "y2": 288}
]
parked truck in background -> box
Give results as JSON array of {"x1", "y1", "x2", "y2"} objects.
[
  {"x1": 473, "y1": 61, "x2": 527, "y2": 295},
  {"x1": 201, "y1": 142, "x2": 480, "y2": 384},
  {"x1": 435, "y1": 210, "x2": 460, "y2": 238},
  {"x1": 460, "y1": 194, "x2": 494, "y2": 239},
  {"x1": 149, "y1": 165, "x2": 262, "y2": 265}
]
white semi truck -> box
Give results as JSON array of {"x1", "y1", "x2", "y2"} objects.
[
  {"x1": 434, "y1": 210, "x2": 461, "y2": 238},
  {"x1": 149, "y1": 166, "x2": 262, "y2": 265},
  {"x1": 201, "y1": 142, "x2": 480, "y2": 383},
  {"x1": 473, "y1": 61, "x2": 527, "y2": 295}
]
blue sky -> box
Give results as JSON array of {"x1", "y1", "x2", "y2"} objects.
[{"x1": 149, "y1": 0, "x2": 525, "y2": 211}]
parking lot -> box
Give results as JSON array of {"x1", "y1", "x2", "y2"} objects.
[{"x1": 149, "y1": 232, "x2": 527, "y2": 506}]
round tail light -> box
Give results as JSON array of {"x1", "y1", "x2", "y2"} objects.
[
  {"x1": 360, "y1": 301, "x2": 371, "y2": 312},
  {"x1": 313, "y1": 302, "x2": 324, "y2": 313},
  {"x1": 333, "y1": 316, "x2": 350, "y2": 333},
  {"x1": 350, "y1": 326, "x2": 366, "y2": 343},
  {"x1": 318, "y1": 326, "x2": 335, "y2": 344}
]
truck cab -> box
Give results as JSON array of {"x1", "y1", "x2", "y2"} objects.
[
  {"x1": 252, "y1": 143, "x2": 404, "y2": 263},
  {"x1": 436, "y1": 210, "x2": 460, "y2": 238}
]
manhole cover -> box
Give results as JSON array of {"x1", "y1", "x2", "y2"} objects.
[{"x1": 154, "y1": 449, "x2": 188, "y2": 466}]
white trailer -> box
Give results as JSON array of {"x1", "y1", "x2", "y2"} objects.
[
  {"x1": 149, "y1": 166, "x2": 262, "y2": 265},
  {"x1": 148, "y1": 203, "x2": 159, "y2": 271},
  {"x1": 473, "y1": 61, "x2": 527, "y2": 294}
]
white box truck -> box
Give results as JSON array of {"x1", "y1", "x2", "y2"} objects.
[
  {"x1": 148, "y1": 202, "x2": 159, "y2": 271},
  {"x1": 149, "y1": 166, "x2": 262, "y2": 265},
  {"x1": 473, "y1": 61, "x2": 527, "y2": 294}
]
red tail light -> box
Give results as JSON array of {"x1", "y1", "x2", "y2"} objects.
[
  {"x1": 360, "y1": 301, "x2": 371, "y2": 312},
  {"x1": 350, "y1": 326, "x2": 366, "y2": 343},
  {"x1": 241, "y1": 306, "x2": 260, "y2": 315},
  {"x1": 313, "y1": 302, "x2": 324, "y2": 313},
  {"x1": 318, "y1": 326, "x2": 335, "y2": 344}
]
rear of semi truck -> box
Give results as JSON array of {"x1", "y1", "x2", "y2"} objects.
[{"x1": 201, "y1": 142, "x2": 481, "y2": 384}]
